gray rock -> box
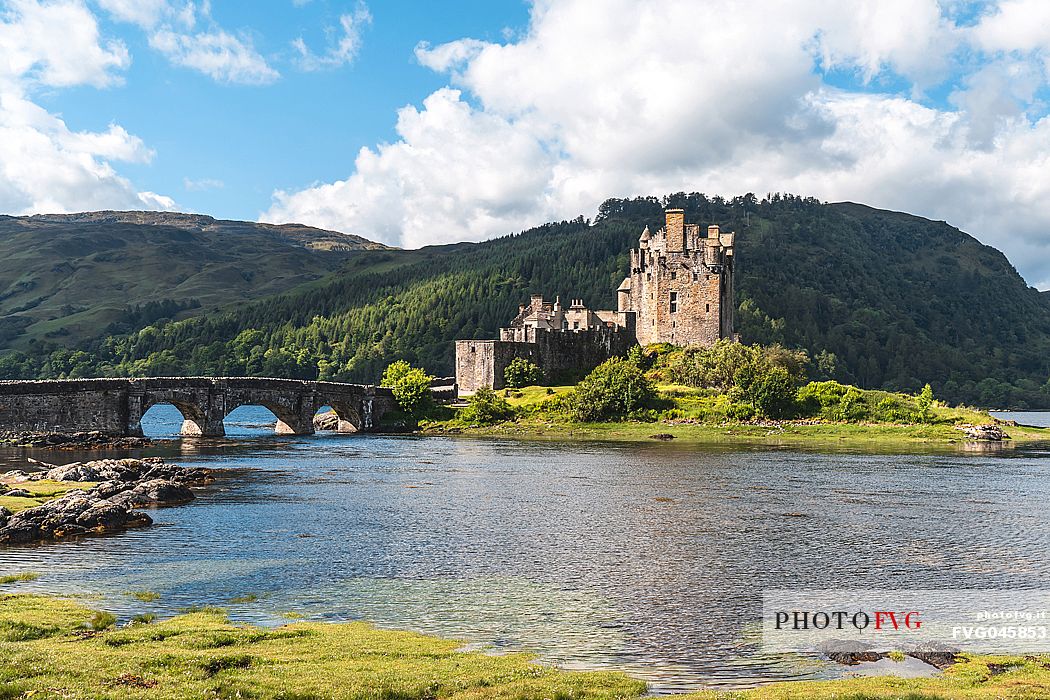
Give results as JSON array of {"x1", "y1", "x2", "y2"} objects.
[
  {"x1": 90, "y1": 480, "x2": 129, "y2": 499},
  {"x1": 313, "y1": 411, "x2": 340, "y2": 431},
  {"x1": 2, "y1": 489, "x2": 32, "y2": 498},
  {"x1": 955, "y1": 424, "x2": 1010, "y2": 441},
  {"x1": 0, "y1": 457, "x2": 195, "y2": 544},
  {"x1": 109, "y1": 479, "x2": 194, "y2": 508},
  {"x1": 75, "y1": 500, "x2": 129, "y2": 530}
]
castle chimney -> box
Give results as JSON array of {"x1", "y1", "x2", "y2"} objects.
[
  {"x1": 708, "y1": 224, "x2": 720, "y2": 238},
  {"x1": 665, "y1": 209, "x2": 685, "y2": 252},
  {"x1": 530, "y1": 294, "x2": 544, "y2": 311}
]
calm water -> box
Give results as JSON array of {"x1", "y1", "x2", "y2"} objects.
[{"x1": 2, "y1": 405, "x2": 1050, "y2": 692}]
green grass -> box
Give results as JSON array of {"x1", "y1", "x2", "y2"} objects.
[
  {"x1": 0, "y1": 594, "x2": 646, "y2": 700},
  {"x1": 0, "y1": 479, "x2": 99, "y2": 513},
  {"x1": 0, "y1": 572, "x2": 39, "y2": 584},
  {"x1": 5, "y1": 595, "x2": 1050, "y2": 699},
  {"x1": 125, "y1": 591, "x2": 160, "y2": 603},
  {"x1": 421, "y1": 384, "x2": 1050, "y2": 450}
]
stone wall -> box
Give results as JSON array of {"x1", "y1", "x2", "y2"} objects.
[
  {"x1": 0, "y1": 380, "x2": 130, "y2": 435},
  {"x1": 455, "y1": 325, "x2": 635, "y2": 395}
]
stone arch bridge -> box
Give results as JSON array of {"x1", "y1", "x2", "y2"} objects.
[{"x1": 0, "y1": 377, "x2": 397, "y2": 437}]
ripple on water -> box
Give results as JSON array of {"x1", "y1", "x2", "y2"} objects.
[{"x1": 3, "y1": 406, "x2": 1050, "y2": 692}]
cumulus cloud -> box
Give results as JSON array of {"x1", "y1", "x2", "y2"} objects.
[
  {"x1": 0, "y1": 0, "x2": 129, "y2": 87},
  {"x1": 0, "y1": 0, "x2": 172, "y2": 214},
  {"x1": 293, "y1": 1, "x2": 372, "y2": 71},
  {"x1": 261, "y1": 0, "x2": 1050, "y2": 288}
]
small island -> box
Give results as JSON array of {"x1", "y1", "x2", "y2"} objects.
[{"x1": 367, "y1": 341, "x2": 1048, "y2": 449}]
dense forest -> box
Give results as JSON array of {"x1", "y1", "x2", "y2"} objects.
[{"x1": 2, "y1": 193, "x2": 1049, "y2": 408}]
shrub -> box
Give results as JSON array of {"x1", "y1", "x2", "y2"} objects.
[
  {"x1": 838, "y1": 387, "x2": 863, "y2": 421},
  {"x1": 88, "y1": 611, "x2": 117, "y2": 631},
  {"x1": 667, "y1": 340, "x2": 809, "y2": 391},
  {"x1": 459, "y1": 387, "x2": 514, "y2": 425},
  {"x1": 381, "y1": 361, "x2": 433, "y2": 414},
  {"x1": 797, "y1": 380, "x2": 850, "y2": 417},
  {"x1": 571, "y1": 357, "x2": 655, "y2": 422},
  {"x1": 733, "y1": 364, "x2": 798, "y2": 419},
  {"x1": 503, "y1": 357, "x2": 540, "y2": 388}
]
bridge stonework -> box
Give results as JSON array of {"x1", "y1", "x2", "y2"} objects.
[{"x1": 0, "y1": 377, "x2": 396, "y2": 437}]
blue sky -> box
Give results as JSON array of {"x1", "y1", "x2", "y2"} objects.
[
  {"x1": 4, "y1": 0, "x2": 1050, "y2": 287},
  {"x1": 32, "y1": 0, "x2": 530, "y2": 219}
]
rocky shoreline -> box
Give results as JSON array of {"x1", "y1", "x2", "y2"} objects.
[
  {"x1": 0, "y1": 430, "x2": 153, "y2": 450},
  {"x1": 0, "y1": 458, "x2": 211, "y2": 545}
]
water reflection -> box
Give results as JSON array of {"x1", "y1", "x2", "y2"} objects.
[{"x1": 2, "y1": 407, "x2": 1050, "y2": 692}]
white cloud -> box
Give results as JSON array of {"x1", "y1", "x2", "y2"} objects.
[
  {"x1": 1, "y1": 0, "x2": 129, "y2": 87},
  {"x1": 98, "y1": 0, "x2": 278, "y2": 84},
  {"x1": 150, "y1": 27, "x2": 278, "y2": 84},
  {"x1": 971, "y1": 0, "x2": 1050, "y2": 55},
  {"x1": 0, "y1": 90, "x2": 171, "y2": 215},
  {"x1": 262, "y1": 0, "x2": 1050, "y2": 288},
  {"x1": 183, "y1": 176, "x2": 224, "y2": 191},
  {"x1": 293, "y1": 1, "x2": 371, "y2": 70},
  {"x1": 267, "y1": 88, "x2": 555, "y2": 248},
  {"x1": 0, "y1": 0, "x2": 171, "y2": 214},
  {"x1": 94, "y1": 0, "x2": 175, "y2": 29}
]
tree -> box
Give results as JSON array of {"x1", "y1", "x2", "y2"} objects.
[
  {"x1": 571, "y1": 357, "x2": 655, "y2": 421},
  {"x1": 915, "y1": 383, "x2": 934, "y2": 423},
  {"x1": 459, "y1": 387, "x2": 514, "y2": 425},
  {"x1": 381, "y1": 361, "x2": 433, "y2": 414},
  {"x1": 503, "y1": 357, "x2": 540, "y2": 388}
]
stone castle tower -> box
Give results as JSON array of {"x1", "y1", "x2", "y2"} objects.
[{"x1": 617, "y1": 209, "x2": 735, "y2": 346}]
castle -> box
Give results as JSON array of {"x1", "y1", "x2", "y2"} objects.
[{"x1": 455, "y1": 209, "x2": 735, "y2": 394}]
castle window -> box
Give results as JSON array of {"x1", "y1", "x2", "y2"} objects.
[
  {"x1": 670, "y1": 271, "x2": 676, "y2": 280},
  {"x1": 470, "y1": 346, "x2": 476, "y2": 353},
  {"x1": 692, "y1": 272, "x2": 698, "y2": 282},
  {"x1": 573, "y1": 321, "x2": 580, "y2": 330},
  {"x1": 706, "y1": 303, "x2": 710, "y2": 313},
  {"x1": 669, "y1": 292, "x2": 678, "y2": 313}
]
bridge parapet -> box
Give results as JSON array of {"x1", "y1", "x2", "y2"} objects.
[{"x1": 0, "y1": 377, "x2": 396, "y2": 437}]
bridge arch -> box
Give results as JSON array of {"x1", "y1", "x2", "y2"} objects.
[
  {"x1": 139, "y1": 399, "x2": 209, "y2": 436},
  {"x1": 0, "y1": 377, "x2": 395, "y2": 437},
  {"x1": 223, "y1": 398, "x2": 314, "y2": 435}
]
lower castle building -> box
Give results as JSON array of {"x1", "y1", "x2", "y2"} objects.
[{"x1": 455, "y1": 208, "x2": 735, "y2": 395}]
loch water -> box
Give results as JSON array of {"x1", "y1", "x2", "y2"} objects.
[{"x1": 2, "y1": 405, "x2": 1050, "y2": 693}]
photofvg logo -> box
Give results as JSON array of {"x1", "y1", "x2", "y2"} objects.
[{"x1": 763, "y1": 590, "x2": 1050, "y2": 655}]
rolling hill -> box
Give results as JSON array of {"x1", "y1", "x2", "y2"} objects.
[
  {"x1": 1, "y1": 194, "x2": 1048, "y2": 408},
  {"x1": 0, "y1": 211, "x2": 387, "y2": 348}
]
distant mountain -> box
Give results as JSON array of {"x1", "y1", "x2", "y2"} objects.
[
  {"x1": 2, "y1": 195, "x2": 1049, "y2": 408},
  {"x1": 0, "y1": 211, "x2": 387, "y2": 348}
]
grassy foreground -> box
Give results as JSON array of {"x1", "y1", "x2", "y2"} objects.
[
  {"x1": 416, "y1": 384, "x2": 1050, "y2": 449},
  {"x1": 0, "y1": 479, "x2": 98, "y2": 513},
  {"x1": 4, "y1": 593, "x2": 1050, "y2": 699}
]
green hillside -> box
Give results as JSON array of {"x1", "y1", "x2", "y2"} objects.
[
  {"x1": 0, "y1": 211, "x2": 386, "y2": 348},
  {"x1": 2, "y1": 194, "x2": 1049, "y2": 408}
]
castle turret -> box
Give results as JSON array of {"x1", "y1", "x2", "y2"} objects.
[
  {"x1": 665, "y1": 209, "x2": 685, "y2": 252},
  {"x1": 624, "y1": 208, "x2": 735, "y2": 346}
]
